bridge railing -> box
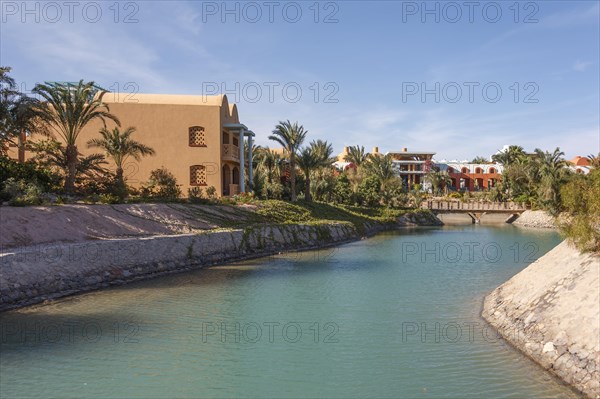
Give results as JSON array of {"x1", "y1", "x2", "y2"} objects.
[{"x1": 422, "y1": 200, "x2": 527, "y2": 212}]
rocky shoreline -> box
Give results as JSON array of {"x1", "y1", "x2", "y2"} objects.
[
  {"x1": 0, "y1": 208, "x2": 442, "y2": 312},
  {"x1": 482, "y1": 241, "x2": 600, "y2": 398},
  {"x1": 513, "y1": 210, "x2": 557, "y2": 229}
]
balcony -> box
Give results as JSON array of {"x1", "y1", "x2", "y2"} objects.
[{"x1": 222, "y1": 144, "x2": 240, "y2": 162}]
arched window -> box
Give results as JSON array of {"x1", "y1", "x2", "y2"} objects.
[
  {"x1": 461, "y1": 167, "x2": 469, "y2": 174},
  {"x1": 489, "y1": 167, "x2": 496, "y2": 174},
  {"x1": 475, "y1": 167, "x2": 483, "y2": 174},
  {"x1": 189, "y1": 126, "x2": 206, "y2": 147},
  {"x1": 190, "y1": 165, "x2": 207, "y2": 186}
]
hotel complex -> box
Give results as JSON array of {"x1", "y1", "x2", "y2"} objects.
[
  {"x1": 335, "y1": 146, "x2": 503, "y2": 191},
  {"x1": 7, "y1": 91, "x2": 591, "y2": 196},
  {"x1": 10, "y1": 94, "x2": 256, "y2": 197}
]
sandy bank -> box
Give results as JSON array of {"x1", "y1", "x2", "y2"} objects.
[
  {"x1": 0, "y1": 203, "x2": 256, "y2": 249},
  {"x1": 482, "y1": 241, "x2": 600, "y2": 398},
  {"x1": 513, "y1": 210, "x2": 556, "y2": 229}
]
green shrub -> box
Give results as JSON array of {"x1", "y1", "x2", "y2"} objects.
[
  {"x1": 2, "y1": 178, "x2": 46, "y2": 206},
  {"x1": 188, "y1": 187, "x2": 205, "y2": 204},
  {"x1": 141, "y1": 167, "x2": 182, "y2": 201},
  {"x1": 205, "y1": 186, "x2": 217, "y2": 200},
  {"x1": 0, "y1": 156, "x2": 61, "y2": 193},
  {"x1": 99, "y1": 193, "x2": 120, "y2": 204},
  {"x1": 232, "y1": 192, "x2": 256, "y2": 204},
  {"x1": 559, "y1": 170, "x2": 600, "y2": 252},
  {"x1": 255, "y1": 200, "x2": 312, "y2": 223}
]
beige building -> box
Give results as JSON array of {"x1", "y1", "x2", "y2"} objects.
[{"x1": 11, "y1": 93, "x2": 255, "y2": 197}]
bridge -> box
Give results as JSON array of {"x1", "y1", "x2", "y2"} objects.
[{"x1": 422, "y1": 200, "x2": 528, "y2": 224}]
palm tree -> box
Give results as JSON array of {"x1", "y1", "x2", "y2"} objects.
[
  {"x1": 587, "y1": 153, "x2": 600, "y2": 169},
  {"x1": 492, "y1": 145, "x2": 525, "y2": 166},
  {"x1": 534, "y1": 147, "x2": 568, "y2": 214},
  {"x1": 268, "y1": 120, "x2": 307, "y2": 201},
  {"x1": 296, "y1": 140, "x2": 336, "y2": 202},
  {"x1": 30, "y1": 138, "x2": 108, "y2": 181},
  {"x1": 310, "y1": 139, "x2": 336, "y2": 166},
  {"x1": 344, "y1": 145, "x2": 370, "y2": 166},
  {"x1": 363, "y1": 153, "x2": 396, "y2": 191},
  {"x1": 296, "y1": 146, "x2": 321, "y2": 202},
  {"x1": 472, "y1": 156, "x2": 489, "y2": 164},
  {"x1": 426, "y1": 170, "x2": 452, "y2": 196},
  {"x1": 7, "y1": 96, "x2": 49, "y2": 162},
  {"x1": 0, "y1": 67, "x2": 18, "y2": 144},
  {"x1": 32, "y1": 80, "x2": 120, "y2": 194},
  {"x1": 255, "y1": 147, "x2": 281, "y2": 184},
  {"x1": 87, "y1": 126, "x2": 155, "y2": 198}
]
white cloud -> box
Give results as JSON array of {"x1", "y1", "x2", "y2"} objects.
[{"x1": 573, "y1": 60, "x2": 593, "y2": 72}]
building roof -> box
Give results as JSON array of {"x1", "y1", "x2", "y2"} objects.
[
  {"x1": 104, "y1": 93, "x2": 229, "y2": 106},
  {"x1": 387, "y1": 150, "x2": 436, "y2": 155},
  {"x1": 569, "y1": 156, "x2": 590, "y2": 167}
]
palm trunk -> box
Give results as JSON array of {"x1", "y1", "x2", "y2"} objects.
[
  {"x1": 64, "y1": 144, "x2": 78, "y2": 194},
  {"x1": 304, "y1": 172, "x2": 312, "y2": 202},
  {"x1": 290, "y1": 156, "x2": 296, "y2": 202},
  {"x1": 17, "y1": 130, "x2": 26, "y2": 163},
  {"x1": 115, "y1": 167, "x2": 126, "y2": 200}
]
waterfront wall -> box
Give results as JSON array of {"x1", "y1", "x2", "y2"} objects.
[
  {"x1": 482, "y1": 241, "x2": 600, "y2": 398},
  {"x1": 0, "y1": 223, "x2": 362, "y2": 312},
  {"x1": 0, "y1": 203, "x2": 442, "y2": 312}
]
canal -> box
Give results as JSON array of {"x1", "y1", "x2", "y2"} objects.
[{"x1": 0, "y1": 225, "x2": 580, "y2": 398}]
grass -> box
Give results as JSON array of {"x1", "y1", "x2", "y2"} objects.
[{"x1": 253, "y1": 200, "x2": 428, "y2": 234}]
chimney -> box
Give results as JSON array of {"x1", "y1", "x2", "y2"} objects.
[
  {"x1": 373, "y1": 146, "x2": 379, "y2": 153},
  {"x1": 402, "y1": 147, "x2": 408, "y2": 152}
]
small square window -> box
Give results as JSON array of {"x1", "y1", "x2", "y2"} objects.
[
  {"x1": 189, "y1": 126, "x2": 206, "y2": 147},
  {"x1": 190, "y1": 165, "x2": 207, "y2": 186}
]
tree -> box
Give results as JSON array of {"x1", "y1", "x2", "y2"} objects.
[
  {"x1": 472, "y1": 156, "x2": 489, "y2": 164},
  {"x1": 296, "y1": 146, "x2": 321, "y2": 202},
  {"x1": 255, "y1": 147, "x2": 281, "y2": 184},
  {"x1": 560, "y1": 169, "x2": 600, "y2": 252},
  {"x1": 363, "y1": 153, "x2": 397, "y2": 192},
  {"x1": 268, "y1": 120, "x2": 307, "y2": 201},
  {"x1": 491, "y1": 145, "x2": 525, "y2": 166},
  {"x1": 533, "y1": 147, "x2": 569, "y2": 215},
  {"x1": 29, "y1": 138, "x2": 108, "y2": 183},
  {"x1": 426, "y1": 169, "x2": 452, "y2": 196},
  {"x1": 1, "y1": 67, "x2": 19, "y2": 151},
  {"x1": 32, "y1": 80, "x2": 120, "y2": 194},
  {"x1": 0, "y1": 68, "x2": 48, "y2": 158},
  {"x1": 87, "y1": 126, "x2": 155, "y2": 199},
  {"x1": 7, "y1": 96, "x2": 50, "y2": 162},
  {"x1": 587, "y1": 153, "x2": 600, "y2": 168},
  {"x1": 296, "y1": 140, "x2": 335, "y2": 202},
  {"x1": 344, "y1": 145, "x2": 370, "y2": 166}
]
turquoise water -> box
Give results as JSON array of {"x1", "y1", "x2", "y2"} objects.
[{"x1": 0, "y1": 226, "x2": 580, "y2": 398}]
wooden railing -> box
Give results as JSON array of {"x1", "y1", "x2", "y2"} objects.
[{"x1": 423, "y1": 200, "x2": 527, "y2": 212}]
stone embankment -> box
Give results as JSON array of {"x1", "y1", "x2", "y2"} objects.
[
  {"x1": 513, "y1": 210, "x2": 556, "y2": 229},
  {"x1": 0, "y1": 223, "x2": 361, "y2": 311},
  {"x1": 0, "y1": 204, "x2": 442, "y2": 311},
  {"x1": 482, "y1": 241, "x2": 600, "y2": 398}
]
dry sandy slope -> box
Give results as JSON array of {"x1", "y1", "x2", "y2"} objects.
[{"x1": 0, "y1": 204, "x2": 256, "y2": 250}]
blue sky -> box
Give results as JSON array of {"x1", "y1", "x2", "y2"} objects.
[{"x1": 2, "y1": 0, "x2": 599, "y2": 160}]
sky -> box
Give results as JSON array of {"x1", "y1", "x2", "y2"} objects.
[{"x1": 1, "y1": 0, "x2": 599, "y2": 161}]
